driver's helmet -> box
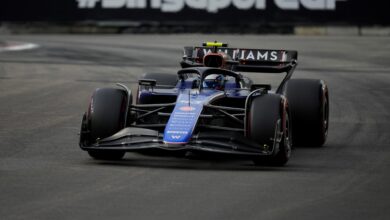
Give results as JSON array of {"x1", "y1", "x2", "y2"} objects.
[{"x1": 203, "y1": 74, "x2": 225, "y2": 90}]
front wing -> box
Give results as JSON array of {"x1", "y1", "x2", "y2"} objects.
[{"x1": 80, "y1": 127, "x2": 276, "y2": 157}]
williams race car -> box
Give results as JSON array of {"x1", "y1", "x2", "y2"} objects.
[{"x1": 79, "y1": 42, "x2": 329, "y2": 166}]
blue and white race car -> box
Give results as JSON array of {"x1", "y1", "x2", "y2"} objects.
[{"x1": 79, "y1": 42, "x2": 329, "y2": 166}]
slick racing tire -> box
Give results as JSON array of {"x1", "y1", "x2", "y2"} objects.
[
  {"x1": 247, "y1": 94, "x2": 292, "y2": 166},
  {"x1": 84, "y1": 88, "x2": 129, "y2": 160},
  {"x1": 283, "y1": 79, "x2": 329, "y2": 147}
]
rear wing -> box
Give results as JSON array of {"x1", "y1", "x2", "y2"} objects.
[{"x1": 181, "y1": 46, "x2": 298, "y2": 73}]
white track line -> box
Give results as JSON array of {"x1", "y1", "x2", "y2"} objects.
[{"x1": 0, "y1": 42, "x2": 40, "y2": 52}]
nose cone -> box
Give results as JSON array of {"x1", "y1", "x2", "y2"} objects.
[
  {"x1": 163, "y1": 102, "x2": 202, "y2": 144},
  {"x1": 163, "y1": 91, "x2": 209, "y2": 144}
]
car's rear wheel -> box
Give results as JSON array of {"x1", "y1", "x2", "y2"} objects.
[
  {"x1": 247, "y1": 94, "x2": 291, "y2": 166},
  {"x1": 283, "y1": 79, "x2": 329, "y2": 147},
  {"x1": 82, "y1": 88, "x2": 130, "y2": 160}
]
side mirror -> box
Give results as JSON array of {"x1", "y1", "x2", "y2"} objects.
[{"x1": 138, "y1": 79, "x2": 157, "y2": 87}]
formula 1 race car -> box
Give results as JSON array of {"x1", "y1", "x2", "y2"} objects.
[{"x1": 79, "y1": 42, "x2": 329, "y2": 166}]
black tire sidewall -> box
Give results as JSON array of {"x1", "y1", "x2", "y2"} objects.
[
  {"x1": 284, "y1": 79, "x2": 329, "y2": 147},
  {"x1": 248, "y1": 94, "x2": 291, "y2": 166},
  {"x1": 88, "y1": 88, "x2": 128, "y2": 143}
]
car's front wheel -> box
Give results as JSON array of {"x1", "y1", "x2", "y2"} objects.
[
  {"x1": 247, "y1": 94, "x2": 292, "y2": 166},
  {"x1": 80, "y1": 87, "x2": 130, "y2": 160}
]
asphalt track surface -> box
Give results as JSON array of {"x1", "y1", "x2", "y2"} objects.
[{"x1": 0, "y1": 35, "x2": 389, "y2": 220}]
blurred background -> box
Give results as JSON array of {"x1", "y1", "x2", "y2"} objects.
[{"x1": 1, "y1": 0, "x2": 389, "y2": 35}]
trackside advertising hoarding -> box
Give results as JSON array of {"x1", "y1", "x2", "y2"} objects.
[{"x1": 0, "y1": 0, "x2": 389, "y2": 25}]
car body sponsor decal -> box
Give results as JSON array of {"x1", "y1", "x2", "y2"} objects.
[{"x1": 163, "y1": 89, "x2": 221, "y2": 144}]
